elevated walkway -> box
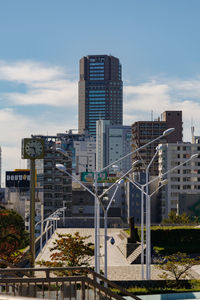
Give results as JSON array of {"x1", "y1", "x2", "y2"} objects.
[{"x1": 0, "y1": 266, "x2": 141, "y2": 300}]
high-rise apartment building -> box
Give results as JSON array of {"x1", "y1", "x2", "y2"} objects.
[
  {"x1": 132, "y1": 111, "x2": 183, "y2": 176},
  {"x1": 32, "y1": 130, "x2": 96, "y2": 218},
  {"x1": 158, "y1": 141, "x2": 200, "y2": 220},
  {"x1": 32, "y1": 135, "x2": 72, "y2": 219},
  {"x1": 78, "y1": 55, "x2": 123, "y2": 138}
]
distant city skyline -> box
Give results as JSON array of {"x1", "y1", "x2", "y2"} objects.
[{"x1": 1, "y1": 0, "x2": 200, "y2": 183}]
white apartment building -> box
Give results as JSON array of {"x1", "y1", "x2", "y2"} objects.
[
  {"x1": 73, "y1": 139, "x2": 96, "y2": 179},
  {"x1": 158, "y1": 140, "x2": 200, "y2": 220}
]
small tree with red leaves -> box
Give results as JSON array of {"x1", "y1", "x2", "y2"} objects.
[{"x1": 37, "y1": 232, "x2": 94, "y2": 275}]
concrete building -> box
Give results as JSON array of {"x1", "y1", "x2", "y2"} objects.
[
  {"x1": 96, "y1": 120, "x2": 132, "y2": 174},
  {"x1": 73, "y1": 138, "x2": 96, "y2": 179},
  {"x1": 78, "y1": 55, "x2": 123, "y2": 138},
  {"x1": 132, "y1": 111, "x2": 183, "y2": 176},
  {"x1": 32, "y1": 131, "x2": 96, "y2": 219},
  {"x1": 69, "y1": 181, "x2": 127, "y2": 228},
  {"x1": 158, "y1": 141, "x2": 200, "y2": 220},
  {"x1": 57, "y1": 130, "x2": 96, "y2": 178},
  {"x1": 32, "y1": 135, "x2": 72, "y2": 219},
  {"x1": 161, "y1": 111, "x2": 183, "y2": 143}
]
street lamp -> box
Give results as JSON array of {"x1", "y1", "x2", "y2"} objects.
[
  {"x1": 56, "y1": 161, "x2": 141, "y2": 275},
  {"x1": 56, "y1": 128, "x2": 175, "y2": 275},
  {"x1": 145, "y1": 144, "x2": 163, "y2": 280},
  {"x1": 126, "y1": 153, "x2": 198, "y2": 280},
  {"x1": 104, "y1": 179, "x2": 124, "y2": 280}
]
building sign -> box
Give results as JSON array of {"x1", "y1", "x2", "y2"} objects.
[
  {"x1": 81, "y1": 172, "x2": 107, "y2": 182},
  {"x1": 6, "y1": 170, "x2": 30, "y2": 188}
]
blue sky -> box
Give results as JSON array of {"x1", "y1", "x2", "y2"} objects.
[{"x1": 1, "y1": 0, "x2": 200, "y2": 184}]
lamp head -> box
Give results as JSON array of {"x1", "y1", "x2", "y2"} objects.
[
  {"x1": 160, "y1": 179, "x2": 168, "y2": 186},
  {"x1": 56, "y1": 148, "x2": 70, "y2": 158},
  {"x1": 191, "y1": 153, "x2": 199, "y2": 159},
  {"x1": 132, "y1": 160, "x2": 142, "y2": 168},
  {"x1": 163, "y1": 128, "x2": 175, "y2": 136},
  {"x1": 112, "y1": 164, "x2": 120, "y2": 171},
  {"x1": 48, "y1": 217, "x2": 60, "y2": 221},
  {"x1": 56, "y1": 163, "x2": 66, "y2": 173},
  {"x1": 117, "y1": 179, "x2": 124, "y2": 185},
  {"x1": 156, "y1": 144, "x2": 163, "y2": 151}
]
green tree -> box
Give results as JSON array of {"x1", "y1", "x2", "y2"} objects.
[
  {"x1": 37, "y1": 232, "x2": 94, "y2": 274},
  {"x1": 162, "y1": 211, "x2": 191, "y2": 224},
  {"x1": 156, "y1": 252, "x2": 200, "y2": 286},
  {"x1": 0, "y1": 209, "x2": 29, "y2": 266}
]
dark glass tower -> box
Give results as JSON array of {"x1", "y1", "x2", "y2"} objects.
[{"x1": 78, "y1": 55, "x2": 123, "y2": 138}]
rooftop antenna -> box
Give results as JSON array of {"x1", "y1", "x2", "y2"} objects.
[
  {"x1": 151, "y1": 110, "x2": 153, "y2": 121},
  {"x1": 191, "y1": 117, "x2": 195, "y2": 143},
  {"x1": 191, "y1": 124, "x2": 195, "y2": 144}
]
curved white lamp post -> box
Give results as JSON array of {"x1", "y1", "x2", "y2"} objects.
[
  {"x1": 56, "y1": 127, "x2": 175, "y2": 275},
  {"x1": 104, "y1": 179, "x2": 124, "y2": 279},
  {"x1": 126, "y1": 153, "x2": 198, "y2": 280}
]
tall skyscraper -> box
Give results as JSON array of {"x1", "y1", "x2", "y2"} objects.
[{"x1": 78, "y1": 55, "x2": 123, "y2": 138}]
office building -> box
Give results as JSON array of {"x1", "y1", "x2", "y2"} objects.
[
  {"x1": 132, "y1": 111, "x2": 183, "y2": 176},
  {"x1": 78, "y1": 55, "x2": 123, "y2": 138},
  {"x1": 96, "y1": 120, "x2": 131, "y2": 174}
]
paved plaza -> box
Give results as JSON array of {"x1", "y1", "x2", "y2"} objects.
[{"x1": 36, "y1": 228, "x2": 200, "y2": 281}]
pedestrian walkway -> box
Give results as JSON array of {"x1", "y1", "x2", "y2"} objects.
[{"x1": 36, "y1": 228, "x2": 200, "y2": 281}]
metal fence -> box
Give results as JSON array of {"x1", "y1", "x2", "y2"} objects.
[{"x1": 0, "y1": 267, "x2": 141, "y2": 300}]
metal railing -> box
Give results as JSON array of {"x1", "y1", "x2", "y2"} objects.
[{"x1": 0, "y1": 267, "x2": 141, "y2": 300}]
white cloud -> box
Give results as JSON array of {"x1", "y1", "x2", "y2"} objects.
[
  {"x1": 0, "y1": 60, "x2": 64, "y2": 83},
  {"x1": 0, "y1": 60, "x2": 78, "y2": 107},
  {"x1": 4, "y1": 80, "x2": 77, "y2": 107},
  {"x1": 2, "y1": 59, "x2": 200, "y2": 185},
  {"x1": 0, "y1": 108, "x2": 77, "y2": 185},
  {"x1": 123, "y1": 78, "x2": 200, "y2": 141}
]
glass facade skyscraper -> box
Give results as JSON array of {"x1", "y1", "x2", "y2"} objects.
[{"x1": 78, "y1": 55, "x2": 123, "y2": 138}]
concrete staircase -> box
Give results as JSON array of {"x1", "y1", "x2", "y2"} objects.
[{"x1": 127, "y1": 244, "x2": 146, "y2": 264}]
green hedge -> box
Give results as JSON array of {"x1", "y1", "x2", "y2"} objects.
[
  {"x1": 151, "y1": 227, "x2": 200, "y2": 254},
  {"x1": 126, "y1": 227, "x2": 200, "y2": 254}
]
